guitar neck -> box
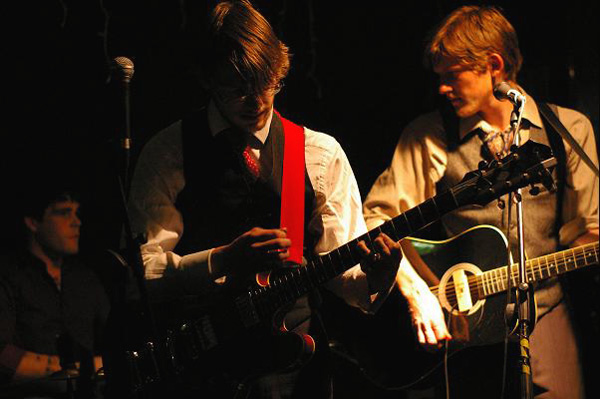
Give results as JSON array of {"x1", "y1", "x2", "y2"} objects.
[
  {"x1": 248, "y1": 142, "x2": 556, "y2": 316},
  {"x1": 478, "y1": 241, "x2": 599, "y2": 298},
  {"x1": 251, "y1": 189, "x2": 466, "y2": 313}
]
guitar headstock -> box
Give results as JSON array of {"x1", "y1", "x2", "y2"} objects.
[{"x1": 455, "y1": 141, "x2": 557, "y2": 207}]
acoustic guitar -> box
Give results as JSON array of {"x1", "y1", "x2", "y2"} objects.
[{"x1": 337, "y1": 225, "x2": 598, "y2": 391}]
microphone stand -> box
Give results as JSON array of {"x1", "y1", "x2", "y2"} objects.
[
  {"x1": 506, "y1": 97, "x2": 535, "y2": 399},
  {"x1": 106, "y1": 57, "x2": 161, "y2": 398}
]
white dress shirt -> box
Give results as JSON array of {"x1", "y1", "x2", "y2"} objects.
[{"x1": 128, "y1": 101, "x2": 396, "y2": 313}]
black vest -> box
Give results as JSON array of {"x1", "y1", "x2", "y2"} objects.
[
  {"x1": 174, "y1": 108, "x2": 319, "y2": 259},
  {"x1": 173, "y1": 110, "x2": 333, "y2": 396}
]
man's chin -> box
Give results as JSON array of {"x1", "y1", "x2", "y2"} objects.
[
  {"x1": 454, "y1": 105, "x2": 476, "y2": 119},
  {"x1": 238, "y1": 116, "x2": 268, "y2": 132}
]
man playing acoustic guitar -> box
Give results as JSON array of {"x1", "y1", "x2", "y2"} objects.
[{"x1": 363, "y1": 5, "x2": 598, "y2": 399}]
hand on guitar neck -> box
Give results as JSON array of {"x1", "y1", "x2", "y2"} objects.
[{"x1": 357, "y1": 233, "x2": 403, "y2": 295}]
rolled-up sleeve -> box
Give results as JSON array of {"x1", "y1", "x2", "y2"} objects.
[
  {"x1": 128, "y1": 121, "x2": 213, "y2": 280},
  {"x1": 305, "y1": 130, "x2": 397, "y2": 313},
  {"x1": 363, "y1": 113, "x2": 448, "y2": 230},
  {"x1": 555, "y1": 107, "x2": 599, "y2": 245}
]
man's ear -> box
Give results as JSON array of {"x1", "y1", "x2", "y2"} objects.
[
  {"x1": 488, "y1": 53, "x2": 506, "y2": 83},
  {"x1": 24, "y1": 216, "x2": 38, "y2": 234}
]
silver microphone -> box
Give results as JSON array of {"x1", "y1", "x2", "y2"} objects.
[{"x1": 493, "y1": 81, "x2": 525, "y2": 106}]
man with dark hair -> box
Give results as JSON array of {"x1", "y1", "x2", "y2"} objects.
[
  {"x1": 363, "y1": 5, "x2": 598, "y2": 398},
  {"x1": 128, "y1": 0, "x2": 401, "y2": 397},
  {"x1": 0, "y1": 179, "x2": 110, "y2": 397}
]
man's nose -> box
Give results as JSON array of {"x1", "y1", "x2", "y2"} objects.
[
  {"x1": 245, "y1": 92, "x2": 266, "y2": 108},
  {"x1": 71, "y1": 213, "x2": 82, "y2": 228},
  {"x1": 438, "y1": 83, "x2": 452, "y2": 96}
]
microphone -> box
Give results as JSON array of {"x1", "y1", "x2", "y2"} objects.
[
  {"x1": 113, "y1": 56, "x2": 135, "y2": 84},
  {"x1": 111, "y1": 57, "x2": 134, "y2": 192},
  {"x1": 493, "y1": 81, "x2": 525, "y2": 106}
]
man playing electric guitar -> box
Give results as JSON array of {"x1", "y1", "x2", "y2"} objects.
[
  {"x1": 363, "y1": 6, "x2": 599, "y2": 399},
  {"x1": 125, "y1": 1, "x2": 401, "y2": 398}
]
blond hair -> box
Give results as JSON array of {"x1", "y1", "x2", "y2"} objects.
[{"x1": 425, "y1": 5, "x2": 522, "y2": 81}]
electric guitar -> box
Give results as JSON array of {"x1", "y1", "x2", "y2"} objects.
[
  {"x1": 348, "y1": 225, "x2": 599, "y2": 390},
  {"x1": 104, "y1": 140, "x2": 558, "y2": 397}
]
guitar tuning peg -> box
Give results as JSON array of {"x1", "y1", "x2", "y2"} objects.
[
  {"x1": 497, "y1": 199, "x2": 505, "y2": 209},
  {"x1": 478, "y1": 160, "x2": 489, "y2": 170},
  {"x1": 529, "y1": 185, "x2": 541, "y2": 196}
]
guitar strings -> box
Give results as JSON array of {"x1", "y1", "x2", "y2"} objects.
[
  {"x1": 430, "y1": 242, "x2": 596, "y2": 295},
  {"x1": 253, "y1": 240, "x2": 596, "y2": 312},
  {"x1": 431, "y1": 246, "x2": 596, "y2": 296},
  {"x1": 434, "y1": 251, "x2": 593, "y2": 304},
  {"x1": 431, "y1": 243, "x2": 598, "y2": 291},
  {"x1": 430, "y1": 247, "x2": 596, "y2": 305}
]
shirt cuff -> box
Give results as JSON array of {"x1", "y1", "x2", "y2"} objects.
[
  {"x1": 180, "y1": 249, "x2": 226, "y2": 284},
  {"x1": 559, "y1": 216, "x2": 599, "y2": 246},
  {"x1": 326, "y1": 265, "x2": 383, "y2": 314}
]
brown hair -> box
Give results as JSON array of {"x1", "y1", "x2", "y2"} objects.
[
  {"x1": 424, "y1": 5, "x2": 522, "y2": 81},
  {"x1": 201, "y1": 0, "x2": 291, "y2": 91}
]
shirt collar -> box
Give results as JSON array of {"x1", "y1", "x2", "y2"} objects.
[
  {"x1": 458, "y1": 88, "x2": 544, "y2": 140},
  {"x1": 207, "y1": 100, "x2": 273, "y2": 147},
  {"x1": 19, "y1": 251, "x2": 73, "y2": 276}
]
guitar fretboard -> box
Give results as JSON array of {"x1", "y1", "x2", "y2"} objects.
[
  {"x1": 237, "y1": 142, "x2": 554, "y2": 323},
  {"x1": 247, "y1": 189, "x2": 467, "y2": 319},
  {"x1": 477, "y1": 241, "x2": 599, "y2": 298}
]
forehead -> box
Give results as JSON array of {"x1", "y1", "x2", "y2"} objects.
[
  {"x1": 46, "y1": 200, "x2": 80, "y2": 214},
  {"x1": 433, "y1": 57, "x2": 471, "y2": 75},
  {"x1": 210, "y1": 63, "x2": 246, "y2": 88}
]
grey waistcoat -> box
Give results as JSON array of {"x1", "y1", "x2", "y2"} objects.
[{"x1": 436, "y1": 117, "x2": 563, "y2": 319}]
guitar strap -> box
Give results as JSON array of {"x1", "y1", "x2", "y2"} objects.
[
  {"x1": 537, "y1": 103, "x2": 567, "y2": 238},
  {"x1": 276, "y1": 110, "x2": 306, "y2": 266},
  {"x1": 538, "y1": 102, "x2": 599, "y2": 177}
]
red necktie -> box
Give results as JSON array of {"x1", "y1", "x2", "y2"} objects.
[{"x1": 242, "y1": 145, "x2": 260, "y2": 178}]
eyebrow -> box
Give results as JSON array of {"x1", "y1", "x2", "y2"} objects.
[{"x1": 49, "y1": 203, "x2": 80, "y2": 214}]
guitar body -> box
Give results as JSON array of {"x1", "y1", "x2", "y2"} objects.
[
  {"x1": 103, "y1": 273, "x2": 316, "y2": 399},
  {"x1": 410, "y1": 224, "x2": 522, "y2": 347},
  {"x1": 153, "y1": 288, "x2": 315, "y2": 379},
  {"x1": 327, "y1": 225, "x2": 521, "y2": 391},
  {"x1": 337, "y1": 225, "x2": 598, "y2": 391}
]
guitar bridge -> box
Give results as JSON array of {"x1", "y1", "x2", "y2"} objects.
[
  {"x1": 235, "y1": 293, "x2": 261, "y2": 328},
  {"x1": 452, "y1": 269, "x2": 473, "y2": 312}
]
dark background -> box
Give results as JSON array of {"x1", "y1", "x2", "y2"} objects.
[{"x1": 3, "y1": 0, "x2": 598, "y2": 397}]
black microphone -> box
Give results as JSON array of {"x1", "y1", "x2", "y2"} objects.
[
  {"x1": 493, "y1": 81, "x2": 525, "y2": 106},
  {"x1": 112, "y1": 56, "x2": 134, "y2": 194}
]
